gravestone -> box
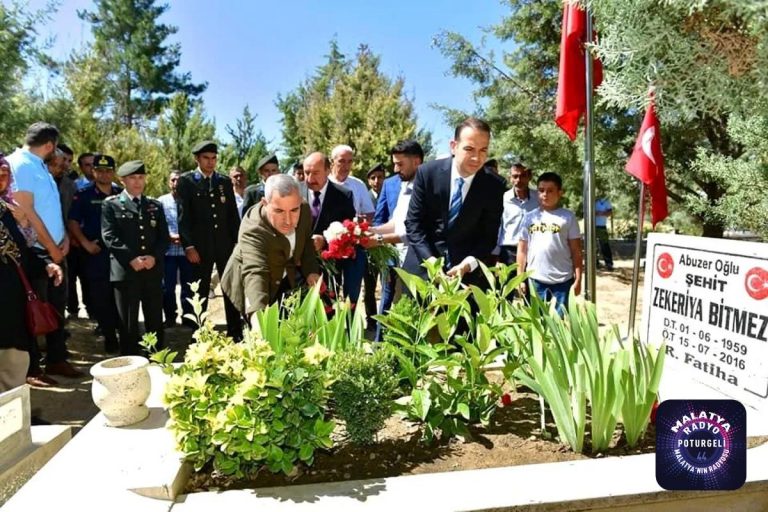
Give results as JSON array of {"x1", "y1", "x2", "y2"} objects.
[
  {"x1": 0, "y1": 385, "x2": 71, "y2": 506},
  {"x1": 0, "y1": 386, "x2": 32, "y2": 467},
  {"x1": 640, "y1": 233, "x2": 768, "y2": 435}
]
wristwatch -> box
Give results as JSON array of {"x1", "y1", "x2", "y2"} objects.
[{"x1": 374, "y1": 234, "x2": 384, "y2": 243}]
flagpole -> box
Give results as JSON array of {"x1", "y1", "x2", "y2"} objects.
[
  {"x1": 583, "y1": 10, "x2": 597, "y2": 303},
  {"x1": 627, "y1": 183, "x2": 646, "y2": 339}
]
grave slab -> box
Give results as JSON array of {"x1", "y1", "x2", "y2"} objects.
[
  {"x1": 1, "y1": 366, "x2": 182, "y2": 512},
  {"x1": 170, "y1": 441, "x2": 768, "y2": 512}
]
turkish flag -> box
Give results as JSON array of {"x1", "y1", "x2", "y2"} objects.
[
  {"x1": 555, "y1": 1, "x2": 603, "y2": 141},
  {"x1": 626, "y1": 98, "x2": 669, "y2": 227}
]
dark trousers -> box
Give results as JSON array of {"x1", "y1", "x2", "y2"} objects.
[
  {"x1": 29, "y1": 261, "x2": 68, "y2": 373},
  {"x1": 375, "y1": 264, "x2": 399, "y2": 342},
  {"x1": 193, "y1": 252, "x2": 243, "y2": 340},
  {"x1": 88, "y1": 278, "x2": 119, "y2": 347},
  {"x1": 363, "y1": 264, "x2": 378, "y2": 328},
  {"x1": 596, "y1": 226, "x2": 614, "y2": 269},
  {"x1": 163, "y1": 255, "x2": 193, "y2": 323},
  {"x1": 499, "y1": 245, "x2": 518, "y2": 266},
  {"x1": 113, "y1": 277, "x2": 164, "y2": 356},
  {"x1": 500, "y1": 245, "x2": 530, "y2": 302},
  {"x1": 338, "y1": 247, "x2": 366, "y2": 304}
]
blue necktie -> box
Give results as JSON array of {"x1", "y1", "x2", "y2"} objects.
[{"x1": 447, "y1": 177, "x2": 465, "y2": 228}]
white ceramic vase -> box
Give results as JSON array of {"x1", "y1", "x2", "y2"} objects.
[{"x1": 90, "y1": 356, "x2": 151, "y2": 427}]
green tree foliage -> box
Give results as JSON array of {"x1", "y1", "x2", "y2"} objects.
[
  {"x1": 276, "y1": 41, "x2": 433, "y2": 179},
  {"x1": 0, "y1": 2, "x2": 52, "y2": 149},
  {"x1": 218, "y1": 105, "x2": 271, "y2": 183},
  {"x1": 156, "y1": 93, "x2": 216, "y2": 172},
  {"x1": 435, "y1": 0, "x2": 768, "y2": 239},
  {"x1": 433, "y1": 1, "x2": 641, "y2": 222},
  {"x1": 77, "y1": 0, "x2": 206, "y2": 128},
  {"x1": 591, "y1": 0, "x2": 768, "y2": 238}
]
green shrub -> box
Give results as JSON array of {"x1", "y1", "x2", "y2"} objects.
[
  {"x1": 162, "y1": 323, "x2": 335, "y2": 477},
  {"x1": 378, "y1": 259, "x2": 525, "y2": 441},
  {"x1": 330, "y1": 347, "x2": 399, "y2": 445}
]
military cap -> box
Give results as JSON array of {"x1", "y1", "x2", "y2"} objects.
[
  {"x1": 117, "y1": 160, "x2": 146, "y2": 177},
  {"x1": 256, "y1": 153, "x2": 279, "y2": 170},
  {"x1": 192, "y1": 140, "x2": 218, "y2": 155},
  {"x1": 367, "y1": 163, "x2": 385, "y2": 177},
  {"x1": 92, "y1": 153, "x2": 116, "y2": 170}
]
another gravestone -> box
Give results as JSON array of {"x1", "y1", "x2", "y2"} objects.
[
  {"x1": 0, "y1": 386, "x2": 31, "y2": 467},
  {"x1": 0, "y1": 385, "x2": 71, "y2": 506}
]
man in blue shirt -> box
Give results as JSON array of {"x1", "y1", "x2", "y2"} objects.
[
  {"x1": 68, "y1": 154, "x2": 122, "y2": 353},
  {"x1": 158, "y1": 170, "x2": 194, "y2": 328},
  {"x1": 371, "y1": 140, "x2": 424, "y2": 340},
  {"x1": 8, "y1": 122, "x2": 82, "y2": 380}
]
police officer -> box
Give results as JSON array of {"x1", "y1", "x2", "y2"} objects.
[
  {"x1": 102, "y1": 160, "x2": 170, "y2": 355},
  {"x1": 176, "y1": 141, "x2": 243, "y2": 338},
  {"x1": 67, "y1": 153, "x2": 122, "y2": 353}
]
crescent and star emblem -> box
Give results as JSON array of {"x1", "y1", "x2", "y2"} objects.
[
  {"x1": 641, "y1": 126, "x2": 657, "y2": 166},
  {"x1": 656, "y1": 252, "x2": 674, "y2": 279},
  {"x1": 745, "y1": 267, "x2": 768, "y2": 300}
]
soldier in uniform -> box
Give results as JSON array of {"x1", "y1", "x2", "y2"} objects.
[
  {"x1": 102, "y1": 161, "x2": 169, "y2": 355},
  {"x1": 176, "y1": 141, "x2": 243, "y2": 338},
  {"x1": 67, "y1": 154, "x2": 122, "y2": 353},
  {"x1": 241, "y1": 153, "x2": 280, "y2": 216}
]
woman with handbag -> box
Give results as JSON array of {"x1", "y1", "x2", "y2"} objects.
[{"x1": 0, "y1": 153, "x2": 63, "y2": 392}]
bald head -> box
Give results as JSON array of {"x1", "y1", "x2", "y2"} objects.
[{"x1": 303, "y1": 152, "x2": 331, "y2": 192}]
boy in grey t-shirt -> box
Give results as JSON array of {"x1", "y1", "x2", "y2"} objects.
[{"x1": 517, "y1": 172, "x2": 583, "y2": 314}]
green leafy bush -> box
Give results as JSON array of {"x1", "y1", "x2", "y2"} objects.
[
  {"x1": 162, "y1": 323, "x2": 335, "y2": 477},
  {"x1": 330, "y1": 347, "x2": 399, "y2": 445},
  {"x1": 378, "y1": 258, "x2": 526, "y2": 441}
]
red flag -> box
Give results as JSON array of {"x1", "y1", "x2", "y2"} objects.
[
  {"x1": 555, "y1": 1, "x2": 603, "y2": 141},
  {"x1": 626, "y1": 97, "x2": 669, "y2": 227}
]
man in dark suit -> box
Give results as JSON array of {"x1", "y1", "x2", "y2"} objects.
[
  {"x1": 101, "y1": 161, "x2": 170, "y2": 355},
  {"x1": 176, "y1": 141, "x2": 243, "y2": 338},
  {"x1": 302, "y1": 152, "x2": 364, "y2": 302},
  {"x1": 240, "y1": 153, "x2": 281, "y2": 216},
  {"x1": 221, "y1": 174, "x2": 320, "y2": 326},
  {"x1": 404, "y1": 118, "x2": 505, "y2": 289}
]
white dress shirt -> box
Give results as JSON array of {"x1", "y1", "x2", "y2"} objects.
[
  {"x1": 449, "y1": 160, "x2": 480, "y2": 272},
  {"x1": 329, "y1": 174, "x2": 375, "y2": 216}
]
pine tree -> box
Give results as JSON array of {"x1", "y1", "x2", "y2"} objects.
[
  {"x1": 591, "y1": 0, "x2": 768, "y2": 238},
  {"x1": 156, "y1": 93, "x2": 216, "y2": 172},
  {"x1": 77, "y1": 0, "x2": 206, "y2": 128},
  {"x1": 276, "y1": 42, "x2": 432, "y2": 179}
]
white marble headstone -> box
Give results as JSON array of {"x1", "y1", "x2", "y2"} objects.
[{"x1": 0, "y1": 386, "x2": 32, "y2": 468}]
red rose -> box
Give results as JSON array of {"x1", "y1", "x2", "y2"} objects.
[
  {"x1": 359, "y1": 221, "x2": 369, "y2": 232},
  {"x1": 501, "y1": 393, "x2": 513, "y2": 407}
]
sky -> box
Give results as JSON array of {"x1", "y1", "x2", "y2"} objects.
[{"x1": 28, "y1": 0, "x2": 511, "y2": 155}]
